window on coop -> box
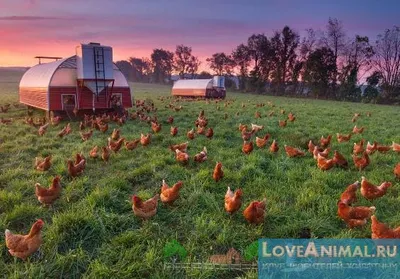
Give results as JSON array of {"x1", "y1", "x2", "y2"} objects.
[{"x1": 61, "y1": 94, "x2": 76, "y2": 110}]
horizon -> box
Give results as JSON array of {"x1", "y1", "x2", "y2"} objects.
[{"x1": 0, "y1": 0, "x2": 398, "y2": 71}]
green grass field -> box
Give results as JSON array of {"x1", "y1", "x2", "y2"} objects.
[{"x1": 0, "y1": 73, "x2": 399, "y2": 278}]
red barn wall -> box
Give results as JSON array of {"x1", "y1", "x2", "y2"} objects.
[
  {"x1": 48, "y1": 86, "x2": 132, "y2": 110},
  {"x1": 19, "y1": 87, "x2": 48, "y2": 110}
]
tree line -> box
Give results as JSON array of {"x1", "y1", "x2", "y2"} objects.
[{"x1": 116, "y1": 19, "x2": 400, "y2": 104}]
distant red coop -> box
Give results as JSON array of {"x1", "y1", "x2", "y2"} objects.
[{"x1": 19, "y1": 42, "x2": 132, "y2": 113}]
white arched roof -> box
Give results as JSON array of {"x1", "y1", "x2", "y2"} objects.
[
  {"x1": 19, "y1": 56, "x2": 129, "y2": 88},
  {"x1": 173, "y1": 79, "x2": 212, "y2": 89},
  {"x1": 19, "y1": 58, "x2": 68, "y2": 88}
]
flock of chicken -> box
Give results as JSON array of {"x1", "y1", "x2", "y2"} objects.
[{"x1": 1, "y1": 97, "x2": 400, "y2": 261}]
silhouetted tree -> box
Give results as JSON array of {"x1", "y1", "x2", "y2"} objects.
[
  {"x1": 320, "y1": 18, "x2": 347, "y2": 91},
  {"x1": 206, "y1": 52, "x2": 234, "y2": 76},
  {"x1": 129, "y1": 57, "x2": 152, "y2": 82},
  {"x1": 232, "y1": 44, "x2": 250, "y2": 90},
  {"x1": 197, "y1": 71, "x2": 213, "y2": 79},
  {"x1": 372, "y1": 26, "x2": 400, "y2": 99},
  {"x1": 173, "y1": 45, "x2": 200, "y2": 79},
  {"x1": 363, "y1": 71, "x2": 382, "y2": 103},
  {"x1": 270, "y1": 26, "x2": 299, "y2": 94},
  {"x1": 151, "y1": 48, "x2": 174, "y2": 84},
  {"x1": 303, "y1": 47, "x2": 337, "y2": 98}
]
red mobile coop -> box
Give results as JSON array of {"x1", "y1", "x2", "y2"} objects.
[{"x1": 19, "y1": 42, "x2": 132, "y2": 115}]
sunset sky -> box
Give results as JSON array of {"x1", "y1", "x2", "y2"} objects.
[{"x1": 0, "y1": 0, "x2": 398, "y2": 70}]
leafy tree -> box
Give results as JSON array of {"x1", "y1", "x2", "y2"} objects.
[
  {"x1": 150, "y1": 49, "x2": 174, "y2": 84},
  {"x1": 206, "y1": 52, "x2": 234, "y2": 76},
  {"x1": 173, "y1": 45, "x2": 200, "y2": 79},
  {"x1": 232, "y1": 44, "x2": 250, "y2": 90},
  {"x1": 303, "y1": 47, "x2": 337, "y2": 98},
  {"x1": 372, "y1": 26, "x2": 400, "y2": 99},
  {"x1": 270, "y1": 26, "x2": 299, "y2": 94},
  {"x1": 115, "y1": 60, "x2": 133, "y2": 81}
]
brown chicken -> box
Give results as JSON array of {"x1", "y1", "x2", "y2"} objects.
[
  {"x1": 392, "y1": 142, "x2": 400, "y2": 153},
  {"x1": 333, "y1": 150, "x2": 348, "y2": 168},
  {"x1": 241, "y1": 129, "x2": 254, "y2": 141},
  {"x1": 160, "y1": 180, "x2": 183, "y2": 205},
  {"x1": 336, "y1": 133, "x2": 352, "y2": 143},
  {"x1": 101, "y1": 146, "x2": 110, "y2": 162},
  {"x1": 224, "y1": 187, "x2": 243, "y2": 214},
  {"x1": 288, "y1": 112, "x2": 296, "y2": 122},
  {"x1": 108, "y1": 137, "x2": 125, "y2": 153},
  {"x1": 111, "y1": 128, "x2": 120, "y2": 140},
  {"x1": 38, "y1": 123, "x2": 49, "y2": 136},
  {"x1": 238, "y1": 123, "x2": 248, "y2": 132},
  {"x1": 80, "y1": 130, "x2": 93, "y2": 141},
  {"x1": 308, "y1": 140, "x2": 317, "y2": 153},
  {"x1": 366, "y1": 141, "x2": 377, "y2": 154},
  {"x1": 175, "y1": 149, "x2": 189, "y2": 164},
  {"x1": 35, "y1": 176, "x2": 61, "y2": 206},
  {"x1": 317, "y1": 154, "x2": 335, "y2": 171},
  {"x1": 243, "y1": 199, "x2": 266, "y2": 224},
  {"x1": 140, "y1": 133, "x2": 151, "y2": 146},
  {"x1": 125, "y1": 139, "x2": 140, "y2": 150},
  {"x1": 57, "y1": 123, "x2": 71, "y2": 138},
  {"x1": 360, "y1": 176, "x2": 392, "y2": 200},
  {"x1": 5, "y1": 219, "x2": 44, "y2": 260},
  {"x1": 166, "y1": 116, "x2": 174, "y2": 124},
  {"x1": 67, "y1": 158, "x2": 85, "y2": 177},
  {"x1": 205, "y1": 128, "x2": 214, "y2": 139},
  {"x1": 352, "y1": 125, "x2": 364, "y2": 134},
  {"x1": 132, "y1": 194, "x2": 159, "y2": 220},
  {"x1": 313, "y1": 146, "x2": 330, "y2": 159},
  {"x1": 337, "y1": 201, "x2": 375, "y2": 228},
  {"x1": 170, "y1": 126, "x2": 178, "y2": 136},
  {"x1": 213, "y1": 162, "x2": 224, "y2": 182},
  {"x1": 376, "y1": 144, "x2": 391, "y2": 153},
  {"x1": 320, "y1": 135, "x2": 332, "y2": 148},
  {"x1": 99, "y1": 123, "x2": 108, "y2": 133},
  {"x1": 256, "y1": 133, "x2": 270, "y2": 148},
  {"x1": 284, "y1": 145, "x2": 305, "y2": 158},
  {"x1": 170, "y1": 142, "x2": 188, "y2": 152},
  {"x1": 255, "y1": 111, "x2": 261, "y2": 118},
  {"x1": 269, "y1": 140, "x2": 279, "y2": 153},
  {"x1": 151, "y1": 121, "x2": 161, "y2": 133},
  {"x1": 194, "y1": 147, "x2": 207, "y2": 163},
  {"x1": 197, "y1": 126, "x2": 205, "y2": 135},
  {"x1": 35, "y1": 155, "x2": 52, "y2": 171},
  {"x1": 89, "y1": 146, "x2": 99, "y2": 158},
  {"x1": 340, "y1": 181, "x2": 360, "y2": 205},
  {"x1": 353, "y1": 139, "x2": 365, "y2": 154},
  {"x1": 371, "y1": 215, "x2": 400, "y2": 239},
  {"x1": 187, "y1": 129, "x2": 195, "y2": 140},
  {"x1": 352, "y1": 151, "x2": 370, "y2": 171},
  {"x1": 242, "y1": 141, "x2": 254, "y2": 155},
  {"x1": 395, "y1": 163, "x2": 400, "y2": 178},
  {"x1": 279, "y1": 120, "x2": 287, "y2": 127}
]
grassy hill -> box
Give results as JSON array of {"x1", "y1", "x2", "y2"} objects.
[{"x1": 0, "y1": 82, "x2": 399, "y2": 278}]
